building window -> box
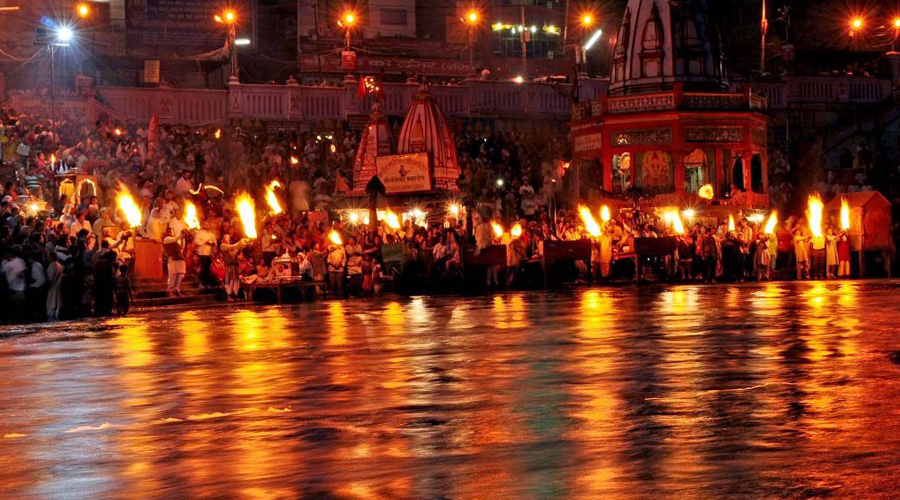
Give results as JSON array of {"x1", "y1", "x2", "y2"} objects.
[
  {"x1": 380, "y1": 8, "x2": 408, "y2": 26},
  {"x1": 683, "y1": 149, "x2": 714, "y2": 194}
]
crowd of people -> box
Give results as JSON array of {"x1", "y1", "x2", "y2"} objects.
[{"x1": 0, "y1": 106, "x2": 893, "y2": 324}]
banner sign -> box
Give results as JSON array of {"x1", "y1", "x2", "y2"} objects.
[
  {"x1": 299, "y1": 55, "x2": 474, "y2": 77},
  {"x1": 376, "y1": 153, "x2": 431, "y2": 193},
  {"x1": 126, "y1": 0, "x2": 249, "y2": 51}
]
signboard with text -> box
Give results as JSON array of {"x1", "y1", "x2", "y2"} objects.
[
  {"x1": 126, "y1": 0, "x2": 250, "y2": 53},
  {"x1": 376, "y1": 153, "x2": 431, "y2": 194}
]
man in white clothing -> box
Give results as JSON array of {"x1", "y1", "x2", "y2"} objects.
[{"x1": 193, "y1": 221, "x2": 218, "y2": 288}]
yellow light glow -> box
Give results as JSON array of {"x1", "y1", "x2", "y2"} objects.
[
  {"x1": 841, "y1": 197, "x2": 850, "y2": 230},
  {"x1": 383, "y1": 211, "x2": 401, "y2": 229},
  {"x1": 184, "y1": 201, "x2": 201, "y2": 230},
  {"x1": 114, "y1": 127, "x2": 122, "y2": 136},
  {"x1": 682, "y1": 209, "x2": 695, "y2": 220},
  {"x1": 265, "y1": 180, "x2": 283, "y2": 215},
  {"x1": 29, "y1": 203, "x2": 39, "y2": 213},
  {"x1": 467, "y1": 10, "x2": 478, "y2": 23},
  {"x1": 600, "y1": 205, "x2": 611, "y2": 222},
  {"x1": 50, "y1": 153, "x2": 56, "y2": 165},
  {"x1": 448, "y1": 203, "x2": 460, "y2": 217},
  {"x1": 764, "y1": 211, "x2": 778, "y2": 234},
  {"x1": 808, "y1": 193, "x2": 824, "y2": 237},
  {"x1": 578, "y1": 205, "x2": 601, "y2": 237},
  {"x1": 214, "y1": 14, "x2": 223, "y2": 23},
  {"x1": 513, "y1": 75, "x2": 524, "y2": 84},
  {"x1": 214, "y1": 128, "x2": 221, "y2": 139},
  {"x1": 77, "y1": 4, "x2": 90, "y2": 18},
  {"x1": 491, "y1": 222, "x2": 504, "y2": 238},
  {"x1": 348, "y1": 212, "x2": 359, "y2": 223},
  {"x1": 344, "y1": 12, "x2": 356, "y2": 25},
  {"x1": 698, "y1": 184, "x2": 714, "y2": 200},
  {"x1": 235, "y1": 192, "x2": 257, "y2": 239},
  {"x1": 728, "y1": 214, "x2": 736, "y2": 232},
  {"x1": 581, "y1": 14, "x2": 593, "y2": 26},
  {"x1": 894, "y1": 18, "x2": 900, "y2": 29},
  {"x1": 116, "y1": 184, "x2": 142, "y2": 228},
  {"x1": 225, "y1": 11, "x2": 235, "y2": 22},
  {"x1": 669, "y1": 211, "x2": 685, "y2": 234},
  {"x1": 329, "y1": 230, "x2": 343, "y2": 246},
  {"x1": 511, "y1": 223, "x2": 523, "y2": 238},
  {"x1": 851, "y1": 17, "x2": 862, "y2": 29}
]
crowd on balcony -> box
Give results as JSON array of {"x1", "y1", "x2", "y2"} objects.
[{"x1": 0, "y1": 107, "x2": 895, "y2": 323}]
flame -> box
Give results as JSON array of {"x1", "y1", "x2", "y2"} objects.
[
  {"x1": 265, "y1": 180, "x2": 283, "y2": 215},
  {"x1": 511, "y1": 223, "x2": 523, "y2": 238},
  {"x1": 50, "y1": 153, "x2": 56, "y2": 164},
  {"x1": 328, "y1": 230, "x2": 343, "y2": 246},
  {"x1": 600, "y1": 205, "x2": 611, "y2": 222},
  {"x1": 214, "y1": 128, "x2": 221, "y2": 139},
  {"x1": 491, "y1": 222, "x2": 504, "y2": 238},
  {"x1": 728, "y1": 214, "x2": 736, "y2": 232},
  {"x1": 290, "y1": 156, "x2": 299, "y2": 165},
  {"x1": 330, "y1": 144, "x2": 337, "y2": 153},
  {"x1": 383, "y1": 211, "x2": 401, "y2": 229},
  {"x1": 116, "y1": 184, "x2": 142, "y2": 228},
  {"x1": 698, "y1": 184, "x2": 715, "y2": 200},
  {"x1": 763, "y1": 211, "x2": 778, "y2": 234},
  {"x1": 578, "y1": 205, "x2": 601, "y2": 237},
  {"x1": 235, "y1": 192, "x2": 258, "y2": 239},
  {"x1": 807, "y1": 193, "x2": 824, "y2": 238},
  {"x1": 840, "y1": 197, "x2": 850, "y2": 230},
  {"x1": 114, "y1": 127, "x2": 122, "y2": 136},
  {"x1": 669, "y1": 211, "x2": 685, "y2": 234},
  {"x1": 184, "y1": 201, "x2": 201, "y2": 230}
]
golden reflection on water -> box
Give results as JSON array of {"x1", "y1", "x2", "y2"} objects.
[{"x1": 4, "y1": 282, "x2": 900, "y2": 499}]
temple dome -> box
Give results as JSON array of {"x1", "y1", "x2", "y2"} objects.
[
  {"x1": 352, "y1": 102, "x2": 393, "y2": 192},
  {"x1": 397, "y1": 85, "x2": 460, "y2": 191},
  {"x1": 609, "y1": 0, "x2": 727, "y2": 96}
]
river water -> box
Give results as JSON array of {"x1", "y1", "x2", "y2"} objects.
[{"x1": 1, "y1": 281, "x2": 900, "y2": 499}]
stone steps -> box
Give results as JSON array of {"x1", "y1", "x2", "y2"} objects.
[{"x1": 131, "y1": 275, "x2": 227, "y2": 309}]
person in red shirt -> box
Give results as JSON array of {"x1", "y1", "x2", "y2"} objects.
[{"x1": 776, "y1": 222, "x2": 794, "y2": 271}]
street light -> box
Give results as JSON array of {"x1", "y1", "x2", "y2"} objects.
[
  {"x1": 76, "y1": 3, "x2": 90, "y2": 19},
  {"x1": 891, "y1": 17, "x2": 900, "y2": 52},
  {"x1": 215, "y1": 10, "x2": 239, "y2": 79},
  {"x1": 56, "y1": 26, "x2": 74, "y2": 44},
  {"x1": 576, "y1": 12, "x2": 596, "y2": 74},
  {"x1": 49, "y1": 24, "x2": 76, "y2": 124},
  {"x1": 463, "y1": 9, "x2": 480, "y2": 76},
  {"x1": 340, "y1": 11, "x2": 357, "y2": 49}
]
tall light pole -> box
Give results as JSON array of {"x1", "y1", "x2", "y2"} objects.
[
  {"x1": 760, "y1": 0, "x2": 767, "y2": 75},
  {"x1": 464, "y1": 10, "x2": 479, "y2": 76},
  {"x1": 215, "y1": 10, "x2": 238, "y2": 80},
  {"x1": 50, "y1": 26, "x2": 74, "y2": 123},
  {"x1": 341, "y1": 12, "x2": 356, "y2": 49},
  {"x1": 576, "y1": 13, "x2": 594, "y2": 74},
  {"x1": 849, "y1": 16, "x2": 863, "y2": 71},
  {"x1": 893, "y1": 18, "x2": 900, "y2": 52}
]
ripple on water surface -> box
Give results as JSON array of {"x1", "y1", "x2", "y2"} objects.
[{"x1": 0, "y1": 281, "x2": 899, "y2": 499}]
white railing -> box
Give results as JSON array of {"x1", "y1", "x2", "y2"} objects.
[
  {"x1": 734, "y1": 76, "x2": 890, "y2": 109},
  {"x1": 8, "y1": 74, "x2": 891, "y2": 126}
]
